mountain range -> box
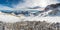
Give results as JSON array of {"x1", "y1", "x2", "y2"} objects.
[{"x1": 0, "y1": 3, "x2": 60, "y2": 17}]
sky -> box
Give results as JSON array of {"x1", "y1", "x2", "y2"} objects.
[
  {"x1": 0, "y1": 0, "x2": 60, "y2": 10},
  {"x1": 0, "y1": 0, "x2": 60, "y2": 23},
  {"x1": 0, "y1": 0, "x2": 24, "y2": 7}
]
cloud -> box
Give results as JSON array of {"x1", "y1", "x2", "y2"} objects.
[
  {"x1": 13, "y1": 0, "x2": 60, "y2": 10},
  {"x1": 0, "y1": 0, "x2": 60, "y2": 10}
]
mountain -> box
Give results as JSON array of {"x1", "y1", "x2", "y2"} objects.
[
  {"x1": 0, "y1": 10, "x2": 13, "y2": 14},
  {"x1": 44, "y1": 3, "x2": 60, "y2": 16},
  {"x1": 0, "y1": 3, "x2": 60, "y2": 23},
  {"x1": 0, "y1": 3, "x2": 60, "y2": 17},
  {"x1": 0, "y1": 10, "x2": 43, "y2": 17}
]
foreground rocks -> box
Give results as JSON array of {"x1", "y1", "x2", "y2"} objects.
[{"x1": 0, "y1": 21, "x2": 60, "y2": 30}]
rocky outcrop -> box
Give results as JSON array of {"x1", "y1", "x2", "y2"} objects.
[{"x1": 0, "y1": 21, "x2": 60, "y2": 30}]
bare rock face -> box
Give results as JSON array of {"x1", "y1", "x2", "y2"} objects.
[{"x1": 0, "y1": 21, "x2": 4, "y2": 30}]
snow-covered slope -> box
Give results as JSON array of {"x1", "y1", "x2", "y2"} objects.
[
  {"x1": 0, "y1": 13, "x2": 20, "y2": 23},
  {"x1": 0, "y1": 9, "x2": 60, "y2": 23},
  {"x1": 0, "y1": 3, "x2": 60, "y2": 23}
]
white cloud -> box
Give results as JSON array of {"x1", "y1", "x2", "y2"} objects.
[
  {"x1": 13, "y1": 0, "x2": 60, "y2": 10},
  {"x1": 0, "y1": 0, "x2": 60, "y2": 10}
]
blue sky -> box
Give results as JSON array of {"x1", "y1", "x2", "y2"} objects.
[
  {"x1": 0, "y1": 0, "x2": 60, "y2": 7},
  {"x1": 0, "y1": 0, "x2": 24, "y2": 7}
]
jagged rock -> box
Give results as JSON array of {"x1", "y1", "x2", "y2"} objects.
[{"x1": 0, "y1": 21, "x2": 60, "y2": 30}]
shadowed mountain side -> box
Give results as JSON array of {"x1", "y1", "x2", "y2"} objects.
[
  {"x1": 44, "y1": 3, "x2": 60, "y2": 16},
  {"x1": 0, "y1": 10, "x2": 43, "y2": 17}
]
